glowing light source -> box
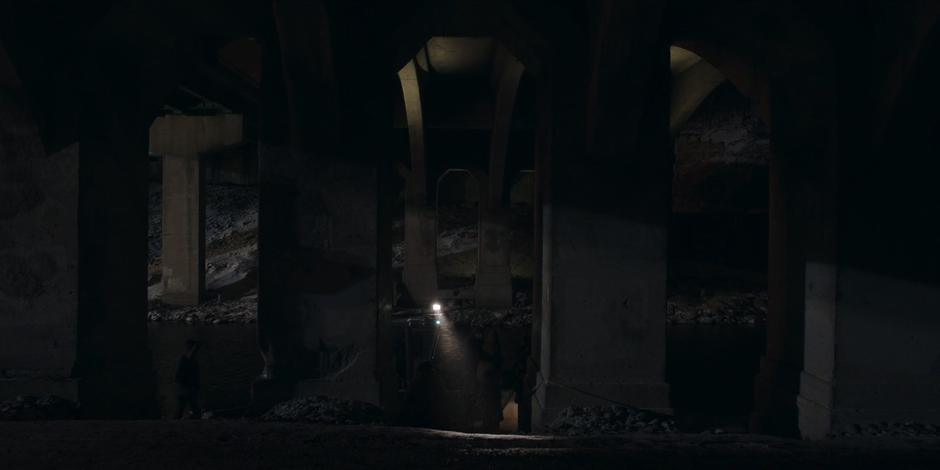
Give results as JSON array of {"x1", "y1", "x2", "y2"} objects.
[
  {"x1": 435, "y1": 319, "x2": 442, "y2": 325},
  {"x1": 432, "y1": 303, "x2": 442, "y2": 313}
]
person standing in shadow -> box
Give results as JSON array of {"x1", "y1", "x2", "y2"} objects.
[{"x1": 175, "y1": 339, "x2": 203, "y2": 419}]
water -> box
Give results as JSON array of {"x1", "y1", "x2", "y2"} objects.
[{"x1": 148, "y1": 323, "x2": 263, "y2": 418}]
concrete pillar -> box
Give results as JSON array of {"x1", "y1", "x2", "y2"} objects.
[
  {"x1": 150, "y1": 115, "x2": 243, "y2": 306},
  {"x1": 399, "y1": 59, "x2": 439, "y2": 304},
  {"x1": 257, "y1": 1, "x2": 382, "y2": 406},
  {"x1": 795, "y1": 24, "x2": 940, "y2": 438},
  {"x1": 476, "y1": 49, "x2": 524, "y2": 308},
  {"x1": 533, "y1": 3, "x2": 672, "y2": 428},
  {"x1": 749, "y1": 148, "x2": 805, "y2": 436},
  {"x1": 75, "y1": 75, "x2": 159, "y2": 418},
  {"x1": 0, "y1": 44, "x2": 79, "y2": 401}
]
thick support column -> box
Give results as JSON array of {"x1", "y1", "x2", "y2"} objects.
[
  {"x1": 75, "y1": 73, "x2": 159, "y2": 418},
  {"x1": 399, "y1": 60, "x2": 439, "y2": 304},
  {"x1": 476, "y1": 49, "x2": 523, "y2": 308},
  {"x1": 533, "y1": 3, "x2": 672, "y2": 429},
  {"x1": 0, "y1": 44, "x2": 79, "y2": 400},
  {"x1": 749, "y1": 148, "x2": 805, "y2": 436},
  {"x1": 150, "y1": 115, "x2": 243, "y2": 306},
  {"x1": 257, "y1": 1, "x2": 380, "y2": 405},
  {"x1": 796, "y1": 23, "x2": 940, "y2": 438}
]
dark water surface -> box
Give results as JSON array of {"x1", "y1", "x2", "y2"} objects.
[{"x1": 148, "y1": 323, "x2": 262, "y2": 417}]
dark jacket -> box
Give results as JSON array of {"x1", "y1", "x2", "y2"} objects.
[{"x1": 175, "y1": 355, "x2": 200, "y2": 390}]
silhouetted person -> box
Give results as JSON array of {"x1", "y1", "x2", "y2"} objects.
[
  {"x1": 175, "y1": 339, "x2": 202, "y2": 419},
  {"x1": 399, "y1": 360, "x2": 435, "y2": 427}
]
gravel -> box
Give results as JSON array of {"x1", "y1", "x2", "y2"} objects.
[
  {"x1": 833, "y1": 422, "x2": 940, "y2": 438},
  {"x1": 547, "y1": 404, "x2": 678, "y2": 436},
  {"x1": 260, "y1": 396, "x2": 384, "y2": 425},
  {"x1": 444, "y1": 307, "x2": 533, "y2": 329},
  {"x1": 667, "y1": 291, "x2": 767, "y2": 325},
  {"x1": 0, "y1": 395, "x2": 79, "y2": 421},
  {"x1": 148, "y1": 295, "x2": 257, "y2": 324}
]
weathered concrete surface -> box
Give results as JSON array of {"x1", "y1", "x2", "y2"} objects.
[
  {"x1": 795, "y1": 12, "x2": 940, "y2": 439},
  {"x1": 151, "y1": 115, "x2": 243, "y2": 306},
  {"x1": 1, "y1": 421, "x2": 940, "y2": 469},
  {"x1": 257, "y1": 5, "x2": 382, "y2": 406},
  {"x1": 0, "y1": 46, "x2": 79, "y2": 399},
  {"x1": 399, "y1": 59, "x2": 440, "y2": 305},
  {"x1": 534, "y1": 3, "x2": 672, "y2": 428}
]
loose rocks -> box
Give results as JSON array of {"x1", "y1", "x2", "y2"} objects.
[
  {"x1": 0, "y1": 395, "x2": 79, "y2": 421},
  {"x1": 260, "y1": 396, "x2": 384, "y2": 425},
  {"x1": 547, "y1": 404, "x2": 678, "y2": 436},
  {"x1": 833, "y1": 422, "x2": 940, "y2": 438}
]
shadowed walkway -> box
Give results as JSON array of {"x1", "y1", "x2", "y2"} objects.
[{"x1": 2, "y1": 421, "x2": 940, "y2": 469}]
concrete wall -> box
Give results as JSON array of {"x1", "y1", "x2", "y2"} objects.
[{"x1": 0, "y1": 77, "x2": 79, "y2": 398}]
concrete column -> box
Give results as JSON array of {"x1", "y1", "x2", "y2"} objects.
[
  {"x1": 795, "y1": 25, "x2": 940, "y2": 438},
  {"x1": 749, "y1": 148, "x2": 805, "y2": 436},
  {"x1": 75, "y1": 77, "x2": 159, "y2": 418},
  {"x1": 257, "y1": 1, "x2": 382, "y2": 406},
  {"x1": 150, "y1": 115, "x2": 243, "y2": 306},
  {"x1": 399, "y1": 59, "x2": 439, "y2": 304},
  {"x1": 476, "y1": 49, "x2": 523, "y2": 308},
  {"x1": 0, "y1": 44, "x2": 79, "y2": 401},
  {"x1": 533, "y1": 3, "x2": 672, "y2": 428}
]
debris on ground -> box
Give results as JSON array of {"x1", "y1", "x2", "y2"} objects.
[
  {"x1": 148, "y1": 295, "x2": 257, "y2": 324},
  {"x1": 260, "y1": 396, "x2": 384, "y2": 425},
  {"x1": 833, "y1": 422, "x2": 940, "y2": 438},
  {"x1": 445, "y1": 307, "x2": 532, "y2": 329},
  {"x1": 667, "y1": 291, "x2": 767, "y2": 325},
  {"x1": 547, "y1": 404, "x2": 678, "y2": 436},
  {"x1": 0, "y1": 396, "x2": 79, "y2": 421}
]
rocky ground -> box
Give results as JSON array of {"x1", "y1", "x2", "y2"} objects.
[
  {"x1": 0, "y1": 395, "x2": 79, "y2": 421},
  {"x1": 547, "y1": 404, "x2": 678, "y2": 436},
  {"x1": 2, "y1": 421, "x2": 940, "y2": 469},
  {"x1": 666, "y1": 290, "x2": 767, "y2": 325},
  {"x1": 148, "y1": 295, "x2": 257, "y2": 323},
  {"x1": 444, "y1": 307, "x2": 533, "y2": 329},
  {"x1": 833, "y1": 422, "x2": 940, "y2": 439},
  {"x1": 260, "y1": 396, "x2": 384, "y2": 425}
]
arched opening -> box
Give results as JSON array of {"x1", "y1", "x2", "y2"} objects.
[
  {"x1": 665, "y1": 46, "x2": 771, "y2": 432},
  {"x1": 390, "y1": 35, "x2": 536, "y2": 433}
]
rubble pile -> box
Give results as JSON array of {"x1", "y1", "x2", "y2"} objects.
[
  {"x1": 148, "y1": 295, "x2": 257, "y2": 324},
  {"x1": 547, "y1": 404, "x2": 678, "y2": 436},
  {"x1": 445, "y1": 307, "x2": 532, "y2": 329},
  {"x1": 833, "y1": 422, "x2": 940, "y2": 438},
  {"x1": 667, "y1": 291, "x2": 767, "y2": 325},
  {"x1": 0, "y1": 396, "x2": 79, "y2": 421},
  {"x1": 260, "y1": 396, "x2": 384, "y2": 425}
]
